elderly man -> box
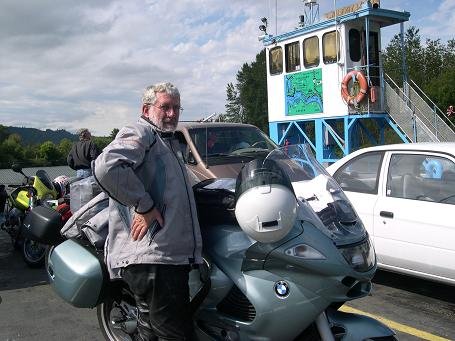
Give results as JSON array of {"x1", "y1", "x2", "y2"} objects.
[{"x1": 93, "y1": 82, "x2": 202, "y2": 340}]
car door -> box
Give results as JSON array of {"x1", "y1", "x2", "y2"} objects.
[
  {"x1": 332, "y1": 151, "x2": 385, "y2": 239},
  {"x1": 372, "y1": 151, "x2": 455, "y2": 284}
]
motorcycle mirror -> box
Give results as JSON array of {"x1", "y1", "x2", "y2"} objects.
[
  {"x1": 11, "y1": 163, "x2": 28, "y2": 180},
  {"x1": 11, "y1": 164, "x2": 23, "y2": 173}
]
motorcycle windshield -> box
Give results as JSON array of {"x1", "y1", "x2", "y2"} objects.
[
  {"x1": 35, "y1": 170, "x2": 55, "y2": 191},
  {"x1": 264, "y1": 144, "x2": 366, "y2": 245}
]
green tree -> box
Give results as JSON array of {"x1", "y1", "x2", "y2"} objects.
[
  {"x1": 383, "y1": 26, "x2": 424, "y2": 85},
  {"x1": 58, "y1": 138, "x2": 73, "y2": 161},
  {"x1": 110, "y1": 128, "x2": 119, "y2": 139},
  {"x1": 0, "y1": 125, "x2": 9, "y2": 143},
  {"x1": 383, "y1": 26, "x2": 455, "y2": 112},
  {"x1": 1, "y1": 134, "x2": 25, "y2": 168},
  {"x1": 93, "y1": 136, "x2": 111, "y2": 152},
  {"x1": 225, "y1": 49, "x2": 268, "y2": 132},
  {"x1": 39, "y1": 141, "x2": 62, "y2": 165},
  {"x1": 225, "y1": 82, "x2": 244, "y2": 122}
]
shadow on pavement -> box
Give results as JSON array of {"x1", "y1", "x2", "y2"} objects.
[
  {"x1": 373, "y1": 270, "x2": 455, "y2": 304},
  {"x1": 0, "y1": 231, "x2": 48, "y2": 291}
]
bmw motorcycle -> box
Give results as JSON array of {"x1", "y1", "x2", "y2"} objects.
[
  {"x1": 0, "y1": 164, "x2": 59, "y2": 267},
  {"x1": 35, "y1": 144, "x2": 396, "y2": 340}
]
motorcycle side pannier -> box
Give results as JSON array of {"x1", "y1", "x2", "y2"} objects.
[
  {"x1": 47, "y1": 238, "x2": 109, "y2": 308},
  {"x1": 22, "y1": 205, "x2": 64, "y2": 245}
]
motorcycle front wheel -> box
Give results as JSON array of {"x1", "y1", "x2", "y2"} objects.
[
  {"x1": 97, "y1": 288, "x2": 138, "y2": 341},
  {"x1": 22, "y1": 238, "x2": 46, "y2": 267}
]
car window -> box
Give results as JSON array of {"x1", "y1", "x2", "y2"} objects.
[
  {"x1": 188, "y1": 126, "x2": 277, "y2": 159},
  {"x1": 387, "y1": 153, "x2": 455, "y2": 204},
  {"x1": 333, "y1": 152, "x2": 383, "y2": 194}
]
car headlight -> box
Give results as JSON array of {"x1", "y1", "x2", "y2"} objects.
[{"x1": 339, "y1": 238, "x2": 376, "y2": 272}]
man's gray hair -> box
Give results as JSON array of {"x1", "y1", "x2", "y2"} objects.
[{"x1": 141, "y1": 82, "x2": 180, "y2": 105}]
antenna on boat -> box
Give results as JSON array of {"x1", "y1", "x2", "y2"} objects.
[
  {"x1": 300, "y1": 0, "x2": 319, "y2": 27},
  {"x1": 258, "y1": 16, "x2": 271, "y2": 41}
]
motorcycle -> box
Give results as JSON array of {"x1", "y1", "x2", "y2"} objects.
[
  {"x1": 36, "y1": 144, "x2": 396, "y2": 340},
  {"x1": 0, "y1": 164, "x2": 59, "y2": 267}
]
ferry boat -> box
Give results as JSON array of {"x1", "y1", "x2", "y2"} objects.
[{"x1": 260, "y1": 0, "x2": 455, "y2": 163}]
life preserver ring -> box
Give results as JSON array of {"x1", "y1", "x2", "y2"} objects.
[{"x1": 341, "y1": 70, "x2": 368, "y2": 106}]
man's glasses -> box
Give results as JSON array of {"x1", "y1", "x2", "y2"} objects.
[{"x1": 151, "y1": 104, "x2": 183, "y2": 114}]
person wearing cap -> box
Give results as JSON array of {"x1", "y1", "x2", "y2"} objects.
[
  {"x1": 67, "y1": 128, "x2": 100, "y2": 178},
  {"x1": 93, "y1": 82, "x2": 202, "y2": 340}
]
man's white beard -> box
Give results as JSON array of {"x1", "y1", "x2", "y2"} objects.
[{"x1": 150, "y1": 116, "x2": 177, "y2": 132}]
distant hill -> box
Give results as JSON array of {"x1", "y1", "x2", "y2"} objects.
[{"x1": 5, "y1": 126, "x2": 78, "y2": 145}]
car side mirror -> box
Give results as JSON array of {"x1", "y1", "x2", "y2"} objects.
[{"x1": 187, "y1": 150, "x2": 197, "y2": 165}]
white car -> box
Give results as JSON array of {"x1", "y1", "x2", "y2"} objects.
[{"x1": 326, "y1": 142, "x2": 455, "y2": 286}]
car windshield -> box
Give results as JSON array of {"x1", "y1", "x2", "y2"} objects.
[{"x1": 188, "y1": 126, "x2": 277, "y2": 162}]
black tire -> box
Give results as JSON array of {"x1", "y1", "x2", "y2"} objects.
[
  {"x1": 97, "y1": 289, "x2": 138, "y2": 341},
  {"x1": 22, "y1": 238, "x2": 46, "y2": 268}
]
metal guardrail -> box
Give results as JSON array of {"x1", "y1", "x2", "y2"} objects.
[
  {"x1": 408, "y1": 79, "x2": 455, "y2": 141},
  {"x1": 384, "y1": 74, "x2": 455, "y2": 143}
]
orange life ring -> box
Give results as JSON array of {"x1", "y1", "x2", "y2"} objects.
[{"x1": 341, "y1": 70, "x2": 368, "y2": 106}]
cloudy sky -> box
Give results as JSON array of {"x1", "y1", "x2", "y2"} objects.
[{"x1": 1, "y1": 0, "x2": 454, "y2": 136}]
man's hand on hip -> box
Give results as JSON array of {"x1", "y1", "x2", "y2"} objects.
[{"x1": 131, "y1": 208, "x2": 164, "y2": 241}]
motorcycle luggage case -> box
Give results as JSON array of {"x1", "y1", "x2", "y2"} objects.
[
  {"x1": 47, "y1": 238, "x2": 108, "y2": 308},
  {"x1": 22, "y1": 205, "x2": 64, "y2": 245}
]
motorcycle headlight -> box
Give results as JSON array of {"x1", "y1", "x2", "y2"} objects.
[{"x1": 339, "y1": 238, "x2": 375, "y2": 272}]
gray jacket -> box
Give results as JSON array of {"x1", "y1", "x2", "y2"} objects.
[{"x1": 93, "y1": 117, "x2": 202, "y2": 278}]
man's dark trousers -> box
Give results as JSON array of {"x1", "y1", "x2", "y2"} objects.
[{"x1": 122, "y1": 263, "x2": 193, "y2": 340}]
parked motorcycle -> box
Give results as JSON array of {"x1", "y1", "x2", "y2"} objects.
[
  {"x1": 33, "y1": 144, "x2": 396, "y2": 340},
  {"x1": 0, "y1": 164, "x2": 59, "y2": 267}
]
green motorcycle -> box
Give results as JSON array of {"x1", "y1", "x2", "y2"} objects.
[{"x1": 0, "y1": 164, "x2": 59, "y2": 267}]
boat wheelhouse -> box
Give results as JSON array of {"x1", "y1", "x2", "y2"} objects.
[{"x1": 261, "y1": 0, "x2": 455, "y2": 163}]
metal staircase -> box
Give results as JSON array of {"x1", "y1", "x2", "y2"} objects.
[{"x1": 384, "y1": 74, "x2": 455, "y2": 143}]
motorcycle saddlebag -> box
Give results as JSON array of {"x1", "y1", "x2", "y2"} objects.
[
  {"x1": 22, "y1": 205, "x2": 64, "y2": 245},
  {"x1": 47, "y1": 238, "x2": 109, "y2": 308}
]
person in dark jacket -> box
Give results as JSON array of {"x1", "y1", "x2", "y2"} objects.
[{"x1": 67, "y1": 128, "x2": 99, "y2": 178}]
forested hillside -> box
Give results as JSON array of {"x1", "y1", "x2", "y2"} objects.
[
  {"x1": 0, "y1": 125, "x2": 116, "y2": 169},
  {"x1": 5, "y1": 126, "x2": 77, "y2": 145}
]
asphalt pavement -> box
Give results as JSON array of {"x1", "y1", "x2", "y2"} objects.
[
  {"x1": 0, "y1": 231, "x2": 103, "y2": 341},
  {"x1": 1, "y1": 229, "x2": 454, "y2": 341}
]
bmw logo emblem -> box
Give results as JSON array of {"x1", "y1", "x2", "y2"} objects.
[{"x1": 274, "y1": 280, "x2": 290, "y2": 299}]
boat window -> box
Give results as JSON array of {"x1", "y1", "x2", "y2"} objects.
[
  {"x1": 349, "y1": 29, "x2": 361, "y2": 62},
  {"x1": 322, "y1": 30, "x2": 340, "y2": 64},
  {"x1": 303, "y1": 36, "x2": 319, "y2": 68},
  {"x1": 285, "y1": 41, "x2": 301, "y2": 73},
  {"x1": 269, "y1": 46, "x2": 283, "y2": 75}
]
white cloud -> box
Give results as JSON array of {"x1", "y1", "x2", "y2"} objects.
[{"x1": 0, "y1": 0, "x2": 449, "y2": 135}]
